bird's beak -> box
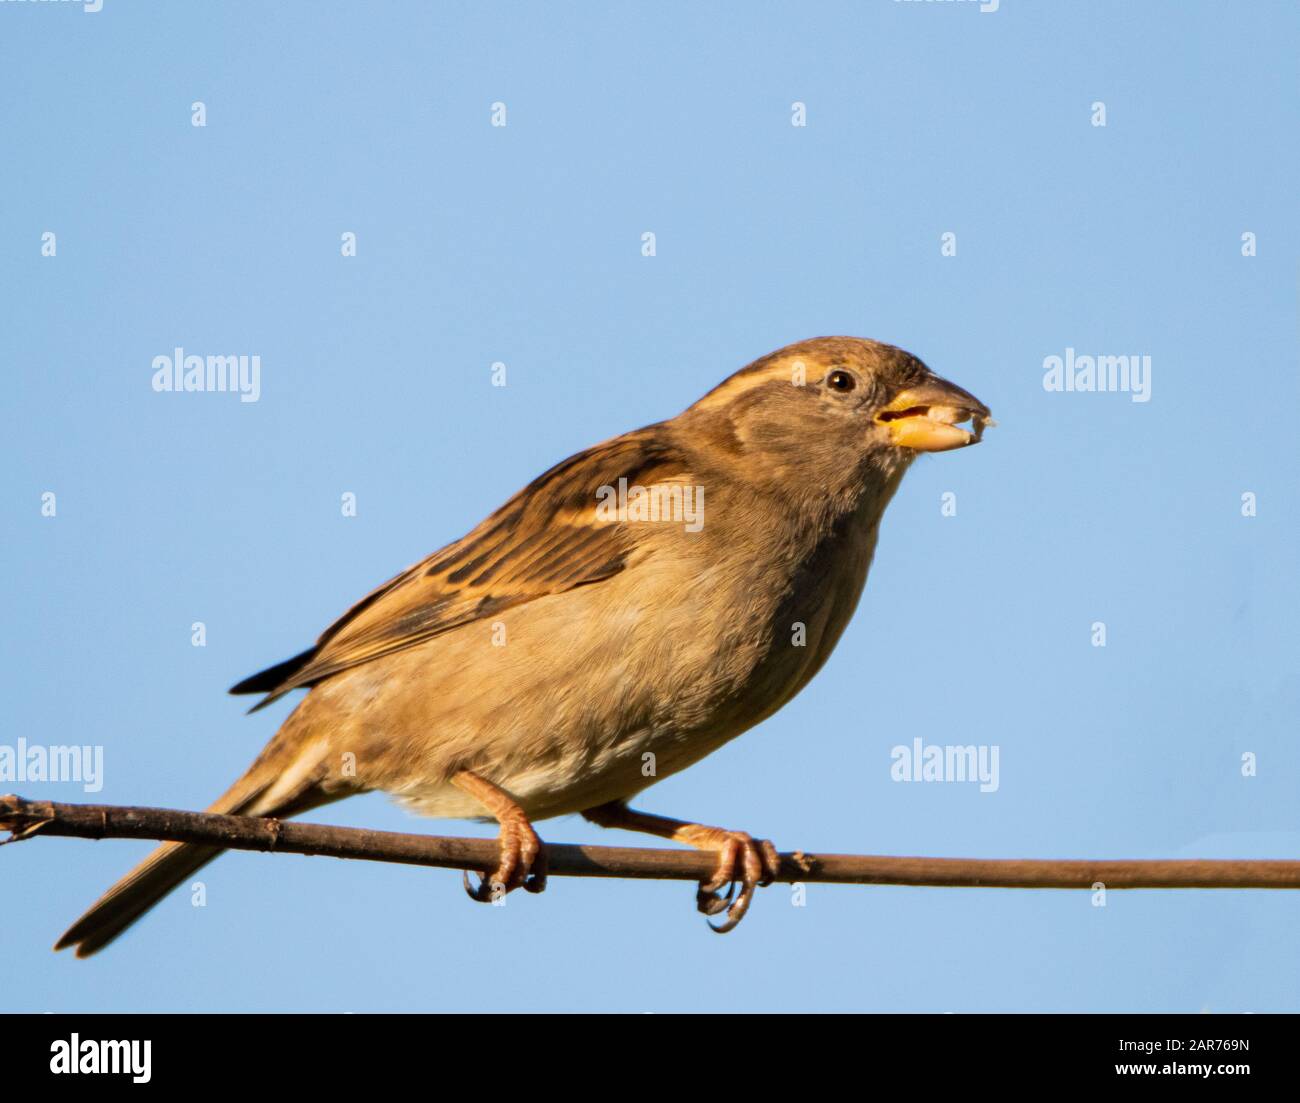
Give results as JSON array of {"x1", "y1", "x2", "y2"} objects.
[{"x1": 875, "y1": 375, "x2": 994, "y2": 452}]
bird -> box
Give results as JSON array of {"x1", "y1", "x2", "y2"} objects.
[{"x1": 56, "y1": 336, "x2": 992, "y2": 955}]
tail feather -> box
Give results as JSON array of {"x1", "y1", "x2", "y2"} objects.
[
  {"x1": 54, "y1": 841, "x2": 223, "y2": 957},
  {"x1": 55, "y1": 745, "x2": 337, "y2": 958}
]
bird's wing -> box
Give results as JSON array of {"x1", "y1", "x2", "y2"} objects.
[{"x1": 231, "y1": 427, "x2": 686, "y2": 710}]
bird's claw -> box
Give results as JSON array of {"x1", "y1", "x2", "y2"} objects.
[
  {"x1": 462, "y1": 815, "x2": 547, "y2": 903},
  {"x1": 695, "y1": 832, "x2": 781, "y2": 933}
]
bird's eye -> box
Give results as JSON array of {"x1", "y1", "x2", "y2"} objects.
[{"x1": 826, "y1": 370, "x2": 857, "y2": 393}]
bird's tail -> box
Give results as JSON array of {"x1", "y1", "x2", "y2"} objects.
[
  {"x1": 54, "y1": 837, "x2": 225, "y2": 958},
  {"x1": 55, "y1": 736, "x2": 336, "y2": 958}
]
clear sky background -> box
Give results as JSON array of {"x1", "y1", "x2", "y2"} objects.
[{"x1": 3, "y1": 1, "x2": 1298, "y2": 1012}]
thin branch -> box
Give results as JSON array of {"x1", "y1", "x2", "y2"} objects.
[{"x1": 4, "y1": 794, "x2": 1300, "y2": 889}]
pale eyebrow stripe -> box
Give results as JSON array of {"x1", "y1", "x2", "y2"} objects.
[{"x1": 690, "y1": 362, "x2": 809, "y2": 412}]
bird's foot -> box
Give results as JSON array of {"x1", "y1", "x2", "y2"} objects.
[
  {"x1": 691, "y1": 828, "x2": 781, "y2": 934},
  {"x1": 463, "y1": 810, "x2": 548, "y2": 903},
  {"x1": 579, "y1": 801, "x2": 780, "y2": 932}
]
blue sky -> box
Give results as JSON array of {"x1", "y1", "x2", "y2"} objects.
[{"x1": 2, "y1": 1, "x2": 1298, "y2": 1011}]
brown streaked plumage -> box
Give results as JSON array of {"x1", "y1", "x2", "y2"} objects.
[{"x1": 56, "y1": 336, "x2": 991, "y2": 953}]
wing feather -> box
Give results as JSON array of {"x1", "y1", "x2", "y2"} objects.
[{"x1": 232, "y1": 427, "x2": 685, "y2": 710}]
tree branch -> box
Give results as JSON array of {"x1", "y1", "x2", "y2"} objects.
[{"x1": 5, "y1": 794, "x2": 1300, "y2": 889}]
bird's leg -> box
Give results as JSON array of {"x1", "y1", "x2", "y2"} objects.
[
  {"x1": 582, "y1": 801, "x2": 780, "y2": 933},
  {"x1": 451, "y1": 771, "x2": 548, "y2": 902}
]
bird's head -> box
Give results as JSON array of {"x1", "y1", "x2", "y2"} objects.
[{"x1": 680, "y1": 336, "x2": 992, "y2": 505}]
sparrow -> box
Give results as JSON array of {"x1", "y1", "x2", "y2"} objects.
[{"x1": 56, "y1": 336, "x2": 991, "y2": 955}]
